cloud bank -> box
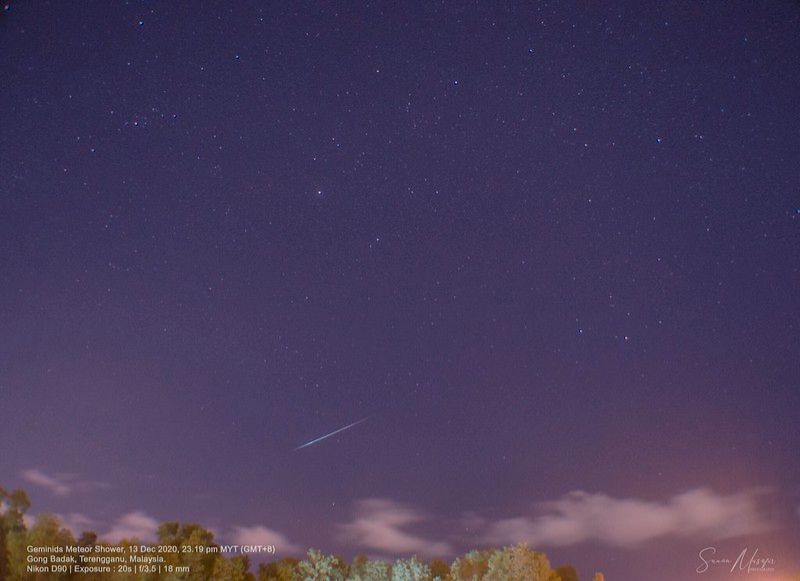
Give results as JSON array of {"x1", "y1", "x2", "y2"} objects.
[{"x1": 482, "y1": 487, "x2": 772, "y2": 548}]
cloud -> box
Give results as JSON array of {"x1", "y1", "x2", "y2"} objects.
[
  {"x1": 20, "y1": 468, "x2": 109, "y2": 497},
  {"x1": 104, "y1": 511, "x2": 159, "y2": 543},
  {"x1": 20, "y1": 469, "x2": 72, "y2": 496},
  {"x1": 338, "y1": 498, "x2": 452, "y2": 558},
  {"x1": 482, "y1": 487, "x2": 772, "y2": 548},
  {"x1": 229, "y1": 525, "x2": 300, "y2": 554}
]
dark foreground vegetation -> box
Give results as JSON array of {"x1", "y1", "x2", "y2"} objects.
[{"x1": 1, "y1": 487, "x2": 605, "y2": 580}]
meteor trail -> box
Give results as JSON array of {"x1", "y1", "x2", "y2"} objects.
[{"x1": 294, "y1": 417, "x2": 369, "y2": 451}]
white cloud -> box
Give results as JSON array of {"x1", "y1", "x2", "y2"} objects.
[
  {"x1": 20, "y1": 469, "x2": 72, "y2": 496},
  {"x1": 229, "y1": 525, "x2": 300, "y2": 554},
  {"x1": 482, "y1": 487, "x2": 772, "y2": 548},
  {"x1": 104, "y1": 511, "x2": 159, "y2": 543},
  {"x1": 338, "y1": 498, "x2": 452, "y2": 558},
  {"x1": 20, "y1": 468, "x2": 109, "y2": 497}
]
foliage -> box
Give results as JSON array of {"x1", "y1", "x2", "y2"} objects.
[
  {"x1": 295, "y1": 548, "x2": 347, "y2": 580},
  {"x1": 556, "y1": 565, "x2": 579, "y2": 581},
  {"x1": 212, "y1": 554, "x2": 252, "y2": 581},
  {"x1": 258, "y1": 557, "x2": 300, "y2": 580},
  {"x1": 0, "y1": 487, "x2": 30, "y2": 580},
  {"x1": 392, "y1": 556, "x2": 431, "y2": 580},
  {"x1": 429, "y1": 558, "x2": 450, "y2": 580},
  {"x1": 449, "y1": 549, "x2": 491, "y2": 580},
  {"x1": 349, "y1": 554, "x2": 391, "y2": 580},
  {"x1": 483, "y1": 543, "x2": 555, "y2": 581},
  {"x1": 157, "y1": 520, "x2": 221, "y2": 579}
]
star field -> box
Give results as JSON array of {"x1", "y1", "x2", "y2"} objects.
[{"x1": 1, "y1": 2, "x2": 799, "y2": 579}]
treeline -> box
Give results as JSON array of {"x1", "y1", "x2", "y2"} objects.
[{"x1": 1, "y1": 486, "x2": 605, "y2": 580}]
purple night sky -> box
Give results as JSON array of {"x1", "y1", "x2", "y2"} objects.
[{"x1": 2, "y1": 2, "x2": 799, "y2": 579}]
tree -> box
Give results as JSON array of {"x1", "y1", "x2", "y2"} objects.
[
  {"x1": 6, "y1": 513, "x2": 76, "y2": 581},
  {"x1": 257, "y1": 557, "x2": 299, "y2": 581},
  {"x1": 349, "y1": 555, "x2": 391, "y2": 581},
  {"x1": 156, "y1": 521, "x2": 220, "y2": 579},
  {"x1": 450, "y1": 550, "x2": 491, "y2": 580},
  {"x1": 0, "y1": 487, "x2": 30, "y2": 531},
  {"x1": 483, "y1": 544, "x2": 555, "y2": 581},
  {"x1": 555, "y1": 565, "x2": 579, "y2": 581},
  {"x1": 295, "y1": 548, "x2": 346, "y2": 580},
  {"x1": 78, "y1": 530, "x2": 98, "y2": 546},
  {"x1": 392, "y1": 556, "x2": 432, "y2": 581},
  {"x1": 211, "y1": 554, "x2": 253, "y2": 581},
  {"x1": 429, "y1": 559, "x2": 450, "y2": 580},
  {"x1": 0, "y1": 487, "x2": 30, "y2": 581}
]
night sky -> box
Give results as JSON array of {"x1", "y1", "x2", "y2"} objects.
[{"x1": 2, "y1": 2, "x2": 799, "y2": 580}]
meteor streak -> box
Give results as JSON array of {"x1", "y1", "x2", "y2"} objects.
[{"x1": 294, "y1": 417, "x2": 369, "y2": 450}]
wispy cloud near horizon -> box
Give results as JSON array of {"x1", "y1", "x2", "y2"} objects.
[
  {"x1": 338, "y1": 498, "x2": 452, "y2": 558},
  {"x1": 229, "y1": 524, "x2": 301, "y2": 553},
  {"x1": 103, "y1": 511, "x2": 160, "y2": 543},
  {"x1": 479, "y1": 487, "x2": 773, "y2": 548},
  {"x1": 20, "y1": 468, "x2": 109, "y2": 497}
]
